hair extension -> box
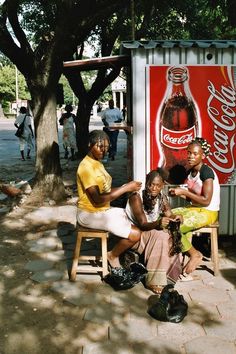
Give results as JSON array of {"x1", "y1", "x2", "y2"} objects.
[
  {"x1": 167, "y1": 220, "x2": 182, "y2": 256},
  {"x1": 189, "y1": 137, "x2": 211, "y2": 156}
]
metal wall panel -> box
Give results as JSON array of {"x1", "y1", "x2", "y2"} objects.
[
  {"x1": 219, "y1": 185, "x2": 236, "y2": 236},
  {"x1": 129, "y1": 43, "x2": 236, "y2": 236}
]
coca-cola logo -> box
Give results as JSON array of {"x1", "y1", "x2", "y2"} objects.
[
  {"x1": 161, "y1": 126, "x2": 196, "y2": 149},
  {"x1": 207, "y1": 72, "x2": 236, "y2": 174}
]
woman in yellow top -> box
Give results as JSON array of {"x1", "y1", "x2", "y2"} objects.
[{"x1": 77, "y1": 130, "x2": 142, "y2": 268}]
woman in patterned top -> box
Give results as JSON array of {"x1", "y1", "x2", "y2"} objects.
[{"x1": 169, "y1": 137, "x2": 220, "y2": 279}]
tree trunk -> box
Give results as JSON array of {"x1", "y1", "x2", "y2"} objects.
[
  {"x1": 32, "y1": 96, "x2": 66, "y2": 202},
  {"x1": 76, "y1": 102, "x2": 93, "y2": 158}
]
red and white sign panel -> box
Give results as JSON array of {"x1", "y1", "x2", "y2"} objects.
[{"x1": 149, "y1": 65, "x2": 236, "y2": 184}]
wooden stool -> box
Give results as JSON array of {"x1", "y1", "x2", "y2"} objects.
[
  {"x1": 69, "y1": 226, "x2": 109, "y2": 281},
  {"x1": 192, "y1": 222, "x2": 219, "y2": 276}
]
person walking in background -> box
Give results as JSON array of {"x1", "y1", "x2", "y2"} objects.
[
  {"x1": 14, "y1": 106, "x2": 34, "y2": 161},
  {"x1": 121, "y1": 104, "x2": 127, "y2": 121},
  {"x1": 59, "y1": 104, "x2": 77, "y2": 161},
  {"x1": 169, "y1": 137, "x2": 220, "y2": 280},
  {"x1": 101, "y1": 99, "x2": 122, "y2": 161}
]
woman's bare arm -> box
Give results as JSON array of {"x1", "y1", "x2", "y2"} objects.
[
  {"x1": 86, "y1": 181, "x2": 142, "y2": 206},
  {"x1": 169, "y1": 178, "x2": 213, "y2": 207}
]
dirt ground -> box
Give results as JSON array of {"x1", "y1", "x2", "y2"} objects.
[
  {"x1": 0, "y1": 157, "x2": 84, "y2": 354},
  {"x1": 0, "y1": 128, "x2": 128, "y2": 354},
  {"x1": 1, "y1": 117, "x2": 131, "y2": 353}
]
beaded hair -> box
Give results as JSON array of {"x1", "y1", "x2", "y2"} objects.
[{"x1": 189, "y1": 137, "x2": 211, "y2": 156}]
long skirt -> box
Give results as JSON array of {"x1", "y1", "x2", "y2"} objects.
[
  {"x1": 131, "y1": 230, "x2": 182, "y2": 287},
  {"x1": 172, "y1": 207, "x2": 218, "y2": 252}
]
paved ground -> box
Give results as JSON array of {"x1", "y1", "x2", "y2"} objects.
[{"x1": 1, "y1": 116, "x2": 236, "y2": 354}]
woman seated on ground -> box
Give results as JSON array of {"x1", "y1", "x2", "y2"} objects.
[
  {"x1": 169, "y1": 137, "x2": 220, "y2": 279},
  {"x1": 76, "y1": 129, "x2": 142, "y2": 269},
  {"x1": 125, "y1": 169, "x2": 183, "y2": 294}
]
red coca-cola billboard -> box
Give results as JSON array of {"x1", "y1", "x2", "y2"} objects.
[{"x1": 149, "y1": 65, "x2": 236, "y2": 184}]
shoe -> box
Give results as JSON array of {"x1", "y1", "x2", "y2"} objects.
[
  {"x1": 111, "y1": 156, "x2": 115, "y2": 161},
  {"x1": 21, "y1": 158, "x2": 25, "y2": 161},
  {"x1": 27, "y1": 156, "x2": 31, "y2": 159}
]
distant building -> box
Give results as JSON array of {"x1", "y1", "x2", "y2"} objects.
[{"x1": 111, "y1": 75, "x2": 126, "y2": 109}]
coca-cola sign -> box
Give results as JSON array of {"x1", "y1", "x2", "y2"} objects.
[
  {"x1": 161, "y1": 126, "x2": 196, "y2": 149},
  {"x1": 149, "y1": 65, "x2": 236, "y2": 184}
]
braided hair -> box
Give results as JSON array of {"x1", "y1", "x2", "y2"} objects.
[
  {"x1": 188, "y1": 137, "x2": 211, "y2": 156},
  {"x1": 142, "y1": 170, "x2": 166, "y2": 215},
  {"x1": 143, "y1": 169, "x2": 182, "y2": 256}
]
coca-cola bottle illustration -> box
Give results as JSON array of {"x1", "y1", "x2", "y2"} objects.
[{"x1": 158, "y1": 66, "x2": 200, "y2": 173}]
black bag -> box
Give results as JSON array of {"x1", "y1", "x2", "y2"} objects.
[
  {"x1": 147, "y1": 284, "x2": 188, "y2": 323},
  {"x1": 103, "y1": 262, "x2": 147, "y2": 291},
  {"x1": 15, "y1": 115, "x2": 26, "y2": 137}
]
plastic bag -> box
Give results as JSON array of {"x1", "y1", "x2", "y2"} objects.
[
  {"x1": 147, "y1": 284, "x2": 188, "y2": 323},
  {"x1": 103, "y1": 262, "x2": 147, "y2": 291}
]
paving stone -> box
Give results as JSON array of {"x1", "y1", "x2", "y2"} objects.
[
  {"x1": 74, "y1": 273, "x2": 103, "y2": 284},
  {"x1": 24, "y1": 259, "x2": 55, "y2": 271},
  {"x1": 217, "y1": 300, "x2": 236, "y2": 319},
  {"x1": 157, "y1": 321, "x2": 204, "y2": 345},
  {"x1": 202, "y1": 276, "x2": 235, "y2": 291},
  {"x1": 184, "y1": 336, "x2": 236, "y2": 354},
  {"x1": 131, "y1": 337, "x2": 183, "y2": 354},
  {"x1": 228, "y1": 289, "x2": 236, "y2": 302},
  {"x1": 84, "y1": 302, "x2": 130, "y2": 324},
  {"x1": 27, "y1": 237, "x2": 62, "y2": 252},
  {"x1": 83, "y1": 341, "x2": 132, "y2": 354},
  {"x1": 71, "y1": 322, "x2": 109, "y2": 348},
  {"x1": 109, "y1": 318, "x2": 158, "y2": 343},
  {"x1": 203, "y1": 318, "x2": 236, "y2": 341},
  {"x1": 66, "y1": 291, "x2": 109, "y2": 307},
  {"x1": 51, "y1": 280, "x2": 109, "y2": 306},
  {"x1": 189, "y1": 285, "x2": 230, "y2": 304},
  {"x1": 40, "y1": 250, "x2": 66, "y2": 262},
  {"x1": 30, "y1": 269, "x2": 64, "y2": 282},
  {"x1": 51, "y1": 280, "x2": 86, "y2": 297},
  {"x1": 187, "y1": 300, "x2": 220, "y2": 323}
]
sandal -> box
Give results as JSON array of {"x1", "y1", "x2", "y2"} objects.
[
  {"x1": 146, "y1": 285, "x2": 164, "y2": 295},
  {"x1": 179, "y1": 273, "x2": 201, "y2": 282}
]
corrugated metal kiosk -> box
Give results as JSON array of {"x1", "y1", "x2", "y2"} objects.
[{"x1": 121, "y1": 40, "x2": 236, "y2": 236}]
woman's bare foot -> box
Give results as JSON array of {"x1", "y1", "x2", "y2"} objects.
[
  {"x1": 146, "y1": 284, "x2": 163, "y2": 296},
  {"x1": 107, "y1": 251, "x2": 121, "y2": 268},
  {"x1": 184, "y1": 249, "x2": 202, "y2": 274}
]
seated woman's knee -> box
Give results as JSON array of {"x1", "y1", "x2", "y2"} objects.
[{"x1": 128, "y1": 226, "x2": 141, "y2": 242}]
